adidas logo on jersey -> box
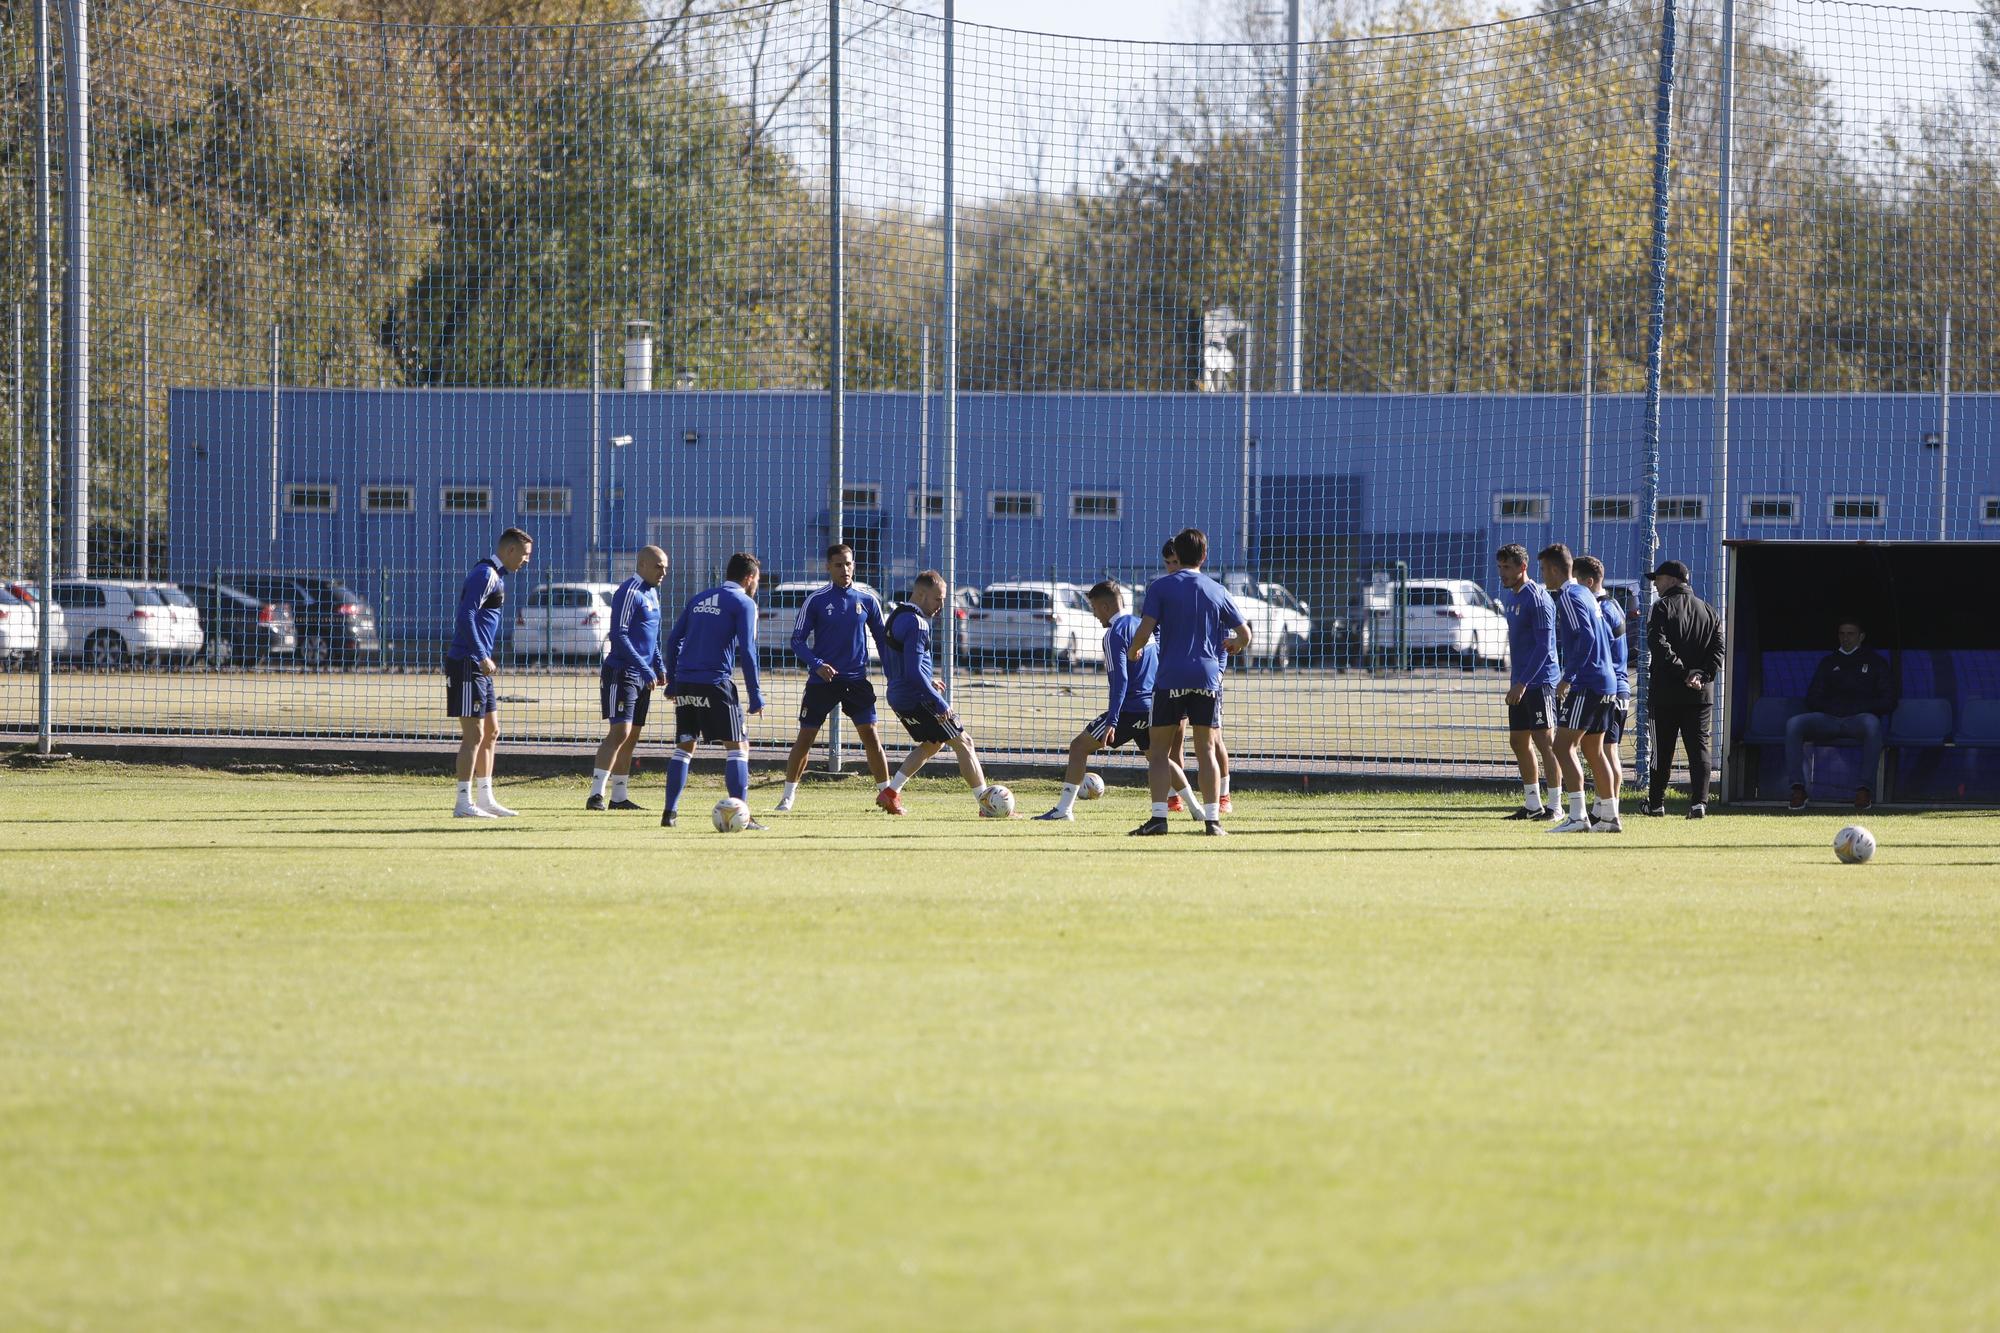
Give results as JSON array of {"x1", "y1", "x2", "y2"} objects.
[{"x1": 693, "y1": 595, "x2": 722, "y2": 616}]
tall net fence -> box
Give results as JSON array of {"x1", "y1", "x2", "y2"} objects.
[{"x1": 0, "y1": 0, "x2": 1996, "y2": 781}]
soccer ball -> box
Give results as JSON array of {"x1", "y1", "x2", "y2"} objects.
[
  {"x1": 712, "y1": 797, "x2": 752, "y2": 833},
  {"x1": 1834, "y1": 825, "x2": 1876, "y2": 864},
  {"x1": 978, "y1": 785, "x2": 1016, "y2": 819},
  {"x1": 1080, "y1": 773, "x2": 1106, "y2": 801}
]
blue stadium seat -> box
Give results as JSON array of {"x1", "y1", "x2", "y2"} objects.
[
  {"x1": 1761, "y1": 651, "x2": 1821, "y2": 698},
  {"x1": 1897, "y1": 651, "x2": 1937, "y2": 699},
  {"x1": 1956, "y1": 699, "x2": 2000, "y2": 749},
  {"x1": 1888, "y1": 698, "x2": 1953, "y2": 747},
  {"x1": 1741, "y1": 695, "x2": 1803, "y2": 744},
  {"x1": 1950, "y1": 651, "x2": 2000, "y2": 702}
]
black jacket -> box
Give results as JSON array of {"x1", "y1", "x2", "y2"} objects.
[
  {"x1": 1805, "y1": 647, "x2": 1896, "y2": 717},
  {"x1": 1646, "y1": 585, "x2": 1725, "y2": 696}
]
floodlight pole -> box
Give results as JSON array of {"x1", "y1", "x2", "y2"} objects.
[
  {"x1": 826, "y1": 0, "x2": 846, "y2": 773},
  {"x1": 1633, "y1": 0, "x2": 1678, "y2": 784}
]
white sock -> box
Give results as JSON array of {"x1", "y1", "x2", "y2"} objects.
[
  {"x1": 888, "y1": 771, "x2": 909, "y2": 792},
  {"x1": 1553, "y1": 787, "x2": 1566, "y2": 814},
  {"x1": 590, "y1": 768, "x2": 610, "y2": 798},
  {"x1": 1179, "y1": 785, "x2": 1202, "y2": 818},
  {"x1": 1523, "y1": 784, "x2": 1543, "y2": 811},
  {"x1": 1151, "y1": 801, "x2": 1169, "y2": 819},
  {"x1": 1056, "y1": 783, "x2": 1079, "y2": 815},
  {"x1": 876, "y1": 780, "x2": 891, "y2": 792},
  {"x1": 456, "y1": 780, "x2": 473, "y2": 804},
  {"x1": 1569, "y1": 793, "x2": 1587, "y2": 821},
  {"x1": 1604, "y1": 794, "x2": 1620, "y2": 821},
  {"x1": 477, "y1": 777, "x2": 495, "y2": 799},
  {"x1": 973, "y1": 784, "x2": 991, "y2": 799},
  {"x1": 1220, "y1": 774, "x2": 1231, "y2": 796},
  {"x1": 1204, "y1": 802, "x2": 1221, "y2": 821},
  {"x1": 611, "y1": 773, "x2": 629, "y2": 801},
  {"x1": 782, "y1": 781, "x2": 799, "y2": 803}
]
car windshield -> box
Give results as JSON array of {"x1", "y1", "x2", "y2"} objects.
[
  {"x1": 765, "y1": 589, "x2": 811, "y2": 610},
  {"x1": 161, "y1": 589, "x2": 194, "y2": 608},
  {"x1": 0, "y1": 588, "x2": 18, "y2": 604},
  {"x1": 984, "y1": 590, "x2": 1051, "y2": 612},
  {"x1": 131, "y1": 588, "x2": 165, "y2": 606}
]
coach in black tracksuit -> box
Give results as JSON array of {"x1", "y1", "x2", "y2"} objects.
[{"x1": 1644, "y1": 560, "x2": 1725, "y2": 817}]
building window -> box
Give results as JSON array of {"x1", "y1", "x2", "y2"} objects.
[
  {"x1": 1070, "y1": 491, "x2": 1123, "y2": 521},
  {"x1": 908, "y1": 487, "x2": 960, "y2": 520},
  {"x1": 283, "y1": 484, "x2": 338, "y2": 514},
  {"x1": 440, "y1": 485, "x2": 492, "y2": 515},
  {"x1": 361, "y1": 485, "x2": 414, "y2": 515},
  {"x1": 1981, "y1": 496, "x2": 2000, "y2": 526},
  {"x1": 1829, "y1": 496, "x2": 1885, "y2": 525},
  {"x1": 1493, "y1": 493, "x2": 1549, "y2": 524},
  {"x1": 988, "y1": 491, "x2": 1043, "y2": 520},
  {"x1": 1742, "y1": 495, "x2": 1798, "y2": 525},
  {"x1": 842, "y1": 485, "x2": 882, "y2": 511},
  {"x1": 517, "y1": 486, "x2": 572, "y2": 517},
  {"x1": 1657, "y1": 496, "x2": 1706, "y2": 523},
  {"x1": 1588, "y1": 496, "x2": 1636, "y2": 523}
]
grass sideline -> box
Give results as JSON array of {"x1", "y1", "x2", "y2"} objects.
[{"x1": 3, "y1": 763, "x2": 1998, "y2": 1330}]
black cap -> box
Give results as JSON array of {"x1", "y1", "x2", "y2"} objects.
[{"x1": 1648, "y1": 560, "x2": 1691, "y2": 582}]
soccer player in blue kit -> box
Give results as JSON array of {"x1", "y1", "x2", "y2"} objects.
[
  {"x1": 1574, "y1": 555, "x2": 1631, "y2": 811},
  {"x1": 587, "y1": 545, "x2": 669, "y2": 811},
  {"x1": 775, "y1": 543, "x2": 894, "y2": 814},
  {"x1": 445, "y1": 526, "x2": 533, "y2": 819},
  {"x1": 1495, "y1": 542, "x2": 1562, "y2": 821},
  {"x1": 659, "y1": 552, "x2": 765, "y2": 829},
  {"x1": 1034, "y1": 579, "x2": 1201, "y2": 823},
  {"x1": 1538, "y1": 543, "x2": 1622, "y2": 834},
  {"x1": 1128, "y1": 528, "x2": 1249, "y2": 837},
  {"x1": 880, "y1": 569, "x2": 1003, "y2": 815}
]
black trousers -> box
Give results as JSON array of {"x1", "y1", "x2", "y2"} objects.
[{"x1": 1648, "y1": 688, "x2": 1713, "y2": 806}]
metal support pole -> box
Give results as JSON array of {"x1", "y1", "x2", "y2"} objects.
[
  {"x1": 1279, "y1": 0, "x2": 1303, "y2": 393},
  {"x1": 140, "y1": 312, "x2": 150, "y2": 580},
  {"x1": 1240, "y1": 326, "x2": 1254, "y2": 570},
  {"x1": 35, "y1": 0, "x2": 55, "y2": 751},
  {"x1": 1711, "y1": 0, "x2": 1735, "y2": 797},
  {"x1": 939, "y1": 0, "x2": 959, "y2": 688},
  {"x1": 60, "y1": 0, "x2": 88, "y2": 578},
  {"x1": 1580, "y1": 314, "x2": 1594, "y2": 555},
  {"x1": 1938, "y1": 309, "x2": 1951, "y2": 542},
  {"x1": 1633, "y1": 0, "x2": 1678, "y2": 785},
  {"x1": 825, "y1": 0, "x2": 846, "y2": 773},
  {"x1": 589, "y1": 329, "x2": 601, "y2": 569},
  {"x1": 267, "y1": 324, "x2": 280, "y2": 551},
  {"x1": 917, "y1": 324, "x2": 930, "y2": 564},
  {"x1": 11, "y1": 305, "x2": 20, "y2": 578}
]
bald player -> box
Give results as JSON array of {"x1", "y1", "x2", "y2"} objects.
[{"x1": 587, "y1": 545, "x2": 670, "y2": 810}]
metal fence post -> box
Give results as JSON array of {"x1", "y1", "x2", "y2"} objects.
[
  {"x1": 1279, "y1": 0, "x2": 1303, "y2": 393},
  {"x1": 141, "y1": 312, "x2": 150, "y2": 580},
  {"x1": 1937, "y1": 309, "x2": 1950, "y2": 541},
  {"x1": 1580, "y1": 314, "x2": 1594, "y2": 554},
  {"x1": 939, "y1": 0, "x2": 959, "y2": 688},
  {"x1": 1711, "y1": 0, "x2": 1735, "y2": 797},
  {"x1": 268, "y1": 324, "x2": 280, "y2": 551},
  {"x1": 11, "y1": 304, "x2": 20, "y2": 579},
  {"x1": 60, "y1": 0, "x2": 88, "y2": 579},
  {"x1": 35, "y1": 0, "x2": 55, "y2": 752},
  {"x1": 1633, "y1": 0, "x2": 1678, "y2": 787},
  {"x1": 917, "y1": 324, "x2": 930, "y2": 564},
  {"x1": 589, "y1": 329, "x2": 601, "y2": 572},
  {"x1": 825, "y1": 0, "x2": 846, "y2": 774}
]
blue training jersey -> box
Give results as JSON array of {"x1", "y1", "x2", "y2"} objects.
[
  {"x1": 883, "y1": 604, "x2": 948, "y2": 712},
  {"x1": 447, "y1": 555, "x2": 506, "y2": 663},
  {"x1": 1102, "y1": 613, "x2": 1156, "y2": 718},
  {"x1": 663, "y1": 581, "x2": 763, "y2": 711},
  {"x1": 605, "y1": 575, "x2": 666, "y2": 681},
  {"x1": 1139, "y1": 570, "x2": 1244, "y2": 692},
  {"x1": 1553, "y1": 581, "x2": 1618, "y2": 695},
  {"x1": 1597, "y1": 592, "x2": 1630, "y2": 696},
  {"x1": 1505, "y1": 579, "x2": 1561, "y2": 690},
  {"x1": 792, "y1": 583, "x2": 889, "y2": 679}
]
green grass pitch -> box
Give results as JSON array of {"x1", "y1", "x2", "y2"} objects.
[{"x1": 4, "y1": 761, "x2": 1999, "y2": 1329}]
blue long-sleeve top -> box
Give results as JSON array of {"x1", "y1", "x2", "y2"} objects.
[
  {"x1": 1505, "y1": 579, "x2": 1562, "y2": 690},
  {"x1": 883, "y1": 604, "x2": 949, "y2": 713},
  {"x1": 792, "y1": 583, "x2": 889, "y2": 678},
  {"x1": 606, "y1": 575, "x2": 667, "y2": 680},
  {"x1": 1553, "y1": 581, "x2": 1618, "y2": 694},
  {"x1": 446, "y1": 555, "x2": 506, "y2": 663},
  {"x1": 1597, "y1": 593, "x2": 1630, "y2": 696},
  {"x1": 1102, "y1": 613, "x2": 1157, "y2": 718},
  {"x1": 663, "y1": 581, "x2": 763, "y2": 712}
]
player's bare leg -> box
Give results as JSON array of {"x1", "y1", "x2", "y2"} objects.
[
  {"x1": 944, "y1": 734, "x2": 988, "y2": 794},
  {"x1": 1131, "y1": 719, "x2": 1184, "y2": 835},
  {"x1": 473, "y1": 714, "x2": 514, "y2": 816},
  {"x1": 1581, "y1": 731, "x2": 1621, "y2": 831},
  {"x1": 1193, "y1": 724, "x2": 1225, "y2": 833},
  {"x1": 777, "y1": 724, "x2": 820, "y2": 811},
  {"x1": 886, "y1": 741, "x2": 942, "y2": 810},
  {"x1": 1548, "y1": 727, "x2": 1589, "y2": 831},
  {"x1": 1037, "y1": 732, "x2": 1103, "y2": 821},
  {"x1": 1507, "y1": 728, "x2": 1554, "y2": 819},
  {"x1": 589, "y1": 720, "x2": 633, "y2": 809},
  {"x1": 452, "y1": 717, "x2": 494, "y2": 818},
  {"x1": 855, "y1": 722, "x2": 891, "y2": 784},
  {"x1": 1215, "y1": 734, "x2": 1233, "y2": 813}
]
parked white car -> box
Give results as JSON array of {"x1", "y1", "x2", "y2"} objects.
[
  {"x1": 757, "y1": 580, "x2": 884, "y2": 666},
  {"x1": 976, "y1": 582, "x2": 1105, "y2": 669},
  {"x1": 1363, "y1": 577, "x2": 1509, "y2": 667},
  {"x1": 513, "y1": 581, "x2": 619, "y2": 663},
  {"x1": 1215, "y1": 573, "x2": 1314, "y2": 671},
  {"x1": 49, "y1": 578, "x2": 203, "y2": 668},
  {"x1": 0, "y1": 583, "x2": 67, "y2": 665}
]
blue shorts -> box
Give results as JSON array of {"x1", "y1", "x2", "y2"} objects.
[
  {"x1": 799, "y1": 675, "x2": 878, "y2": 728},
  {"x1": 1087, "y1": 710, "x2": 1153, "y2": 752},
  {"x1": 445, "y1": 657, "x2": 495, "y2": 719},
  {"x1": 893, "y1": 700, "x2": 964, "y2": 745},
  {"x1": 673, "y1": 680, "x2": 745, "y2": 745},
  {"x1": 1153, "y1": 687, "x2": 1223, "y2": 730},
  {"x1": 1604, "y1": 695, "x2": 1630, "y2": 746},
  {"x1": 1557, "y1": 689, "x2": 1614, "y2": 735},
  {"x1": 1508, "y1": 686, "x2": 1557, "y2": 732},
  {"x1": 600, "y1": 664, "x2": 654, "y2": 727}
]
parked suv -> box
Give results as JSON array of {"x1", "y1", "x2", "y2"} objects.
[
  {"x1": 221, "y1": 573, "x2": 381, "y2": 668},
  {"x1": 49, "y1": 579, "x2": 203, "y2": 668},
  {"x1": 757, "y1": 580, "x2": 884, "y2": 666},
  {"x1": 512, "y1": 582, "x2": 618, "y2": 664},
  {"x1": 1362, "y1": 577, "x2": 1509, "y2": 668},
  {"x1": 976, "y1": 582, "x2": 1104, "y2": 669},
  {"x1": 181, "y1": 580, "x2": 298, "y2": 667},
  {"x1": 0, "y1": 582, "x2": 67, "y2": 667},
  {"x1": 887, "y1": 585, "x2": 982, "y2": 668},
  {"x1": 1214, "y1": 573, "x2": 1315, "y2": 671}
]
